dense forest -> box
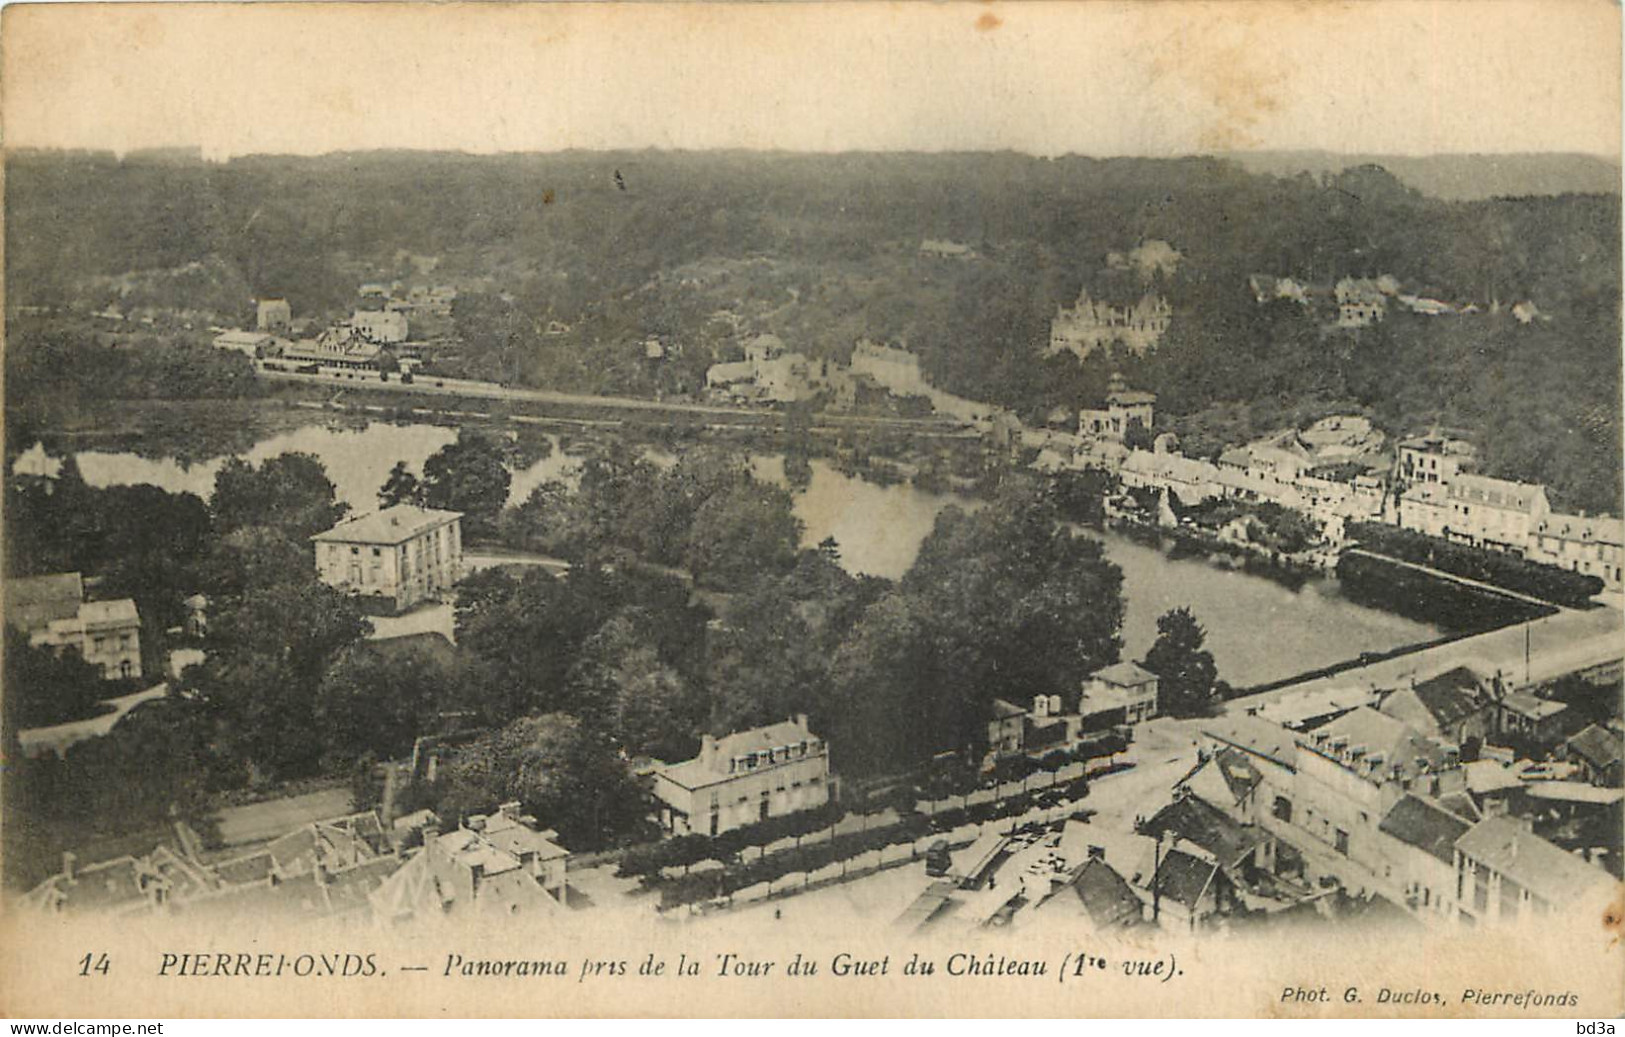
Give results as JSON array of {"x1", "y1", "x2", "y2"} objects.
[{"x1": 6, "y1": 149, "x2": 1620, "y2": 511}]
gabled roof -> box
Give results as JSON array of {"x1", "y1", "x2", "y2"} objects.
[
  {"x1": 1092, "y1": 661, "x2": 1157, "y2": 687},
  {"x1": 312, "y1": 505, "x2": 461, "y2": 545},
  {"x1": 1383, "y1": 669, "x2": 1486, "y2": 733},
  {"x1": 1152, "y1": 848, "x2": 1222, "y2": 911},
  {"x1": 1565, "y1": 724, "x2": 1623, "y2": 771},
  {"x1": 1378, "y1": 795, "x2": 1473, "y2": 864},
  {"x1": 1145, "y1": 794, "x2": 1268, "y2": 873},
  {"x1": 1202, "y1": 716, "x2": 1298, "y2": 770},
  {"x1": 990, "y1": 698, "x2": 1027, "y2": 720},
  {"x1": 1455, "y1": 816, "x2": 1615, "y2": 905},
  {"x1": 1069, "y1": 858, "x2": 1145, "y2": 929}
]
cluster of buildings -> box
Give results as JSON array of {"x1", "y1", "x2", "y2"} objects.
[
  {"x1": 6, "y1": 571, "x2": 141, "y2": 680},
  {"x1": 1038, "y1": 375, "x2": 1623, "y2": 591},
  {"x1": 214, "y1": 284, "x2": 460, "y2": 373},
  {"x1": 23, "y1": 805, "x2": 571, "y2": 927},
  {"x1": 1249, "y1": 272, "x2": 1542, "y2": 328},
  {"x1": 1193, "y1": 665, "x2": 1621, "y2": 929},
  {"x1": 987, "y1": 662, "x2": 1161, "y2": 759},
  {"x1": 1394, "y1": 434, "x2": 1623, "y2": 588}
]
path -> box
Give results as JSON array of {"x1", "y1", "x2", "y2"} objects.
[
  {"x1": 1225, "y1": 603, "x2": 1624, "y2": 717},
  {"x1": 16, "y1": 683, "x2": 170, "y2": 758}
]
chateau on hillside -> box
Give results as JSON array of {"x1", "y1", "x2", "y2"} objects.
[{"x1": 1047, "y1": 289, "x2": 1171, "y2": 361}]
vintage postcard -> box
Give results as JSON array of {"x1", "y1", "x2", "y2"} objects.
[{"x1": 1, "y1": 0, "x2": 1621, "y2": 1020}]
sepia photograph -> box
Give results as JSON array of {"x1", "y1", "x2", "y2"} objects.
[{"x1": 0, "y1": 0, "x2": 1621, "y2": 1019}]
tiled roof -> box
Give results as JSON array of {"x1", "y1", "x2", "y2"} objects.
[
  {"x1": 1152, "y1": 849, "x2": 1220, "y2": 911},
  {"x1": 1145, "y1": 795, "x2": 1267, "y2": 873},
  {"x1": 1070, "y1": 858, "x2": 1144, "y2": 929},
  {"x1": 312, "y1": 505, "x2": 461, "y2": 545},
  {"x1": 1565, "y1": 724, "x2": 1623, "y2": 770},
  {"x1": 1378, "y1": 795, "x2": 1472, "y2": 864}
]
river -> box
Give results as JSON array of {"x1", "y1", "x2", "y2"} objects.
[{"x1": 23, "y1": 419, "x2": 1442, "y2": 687}]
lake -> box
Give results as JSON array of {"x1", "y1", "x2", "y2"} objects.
[{"x1": 30, "y1": 419, "x2": 1442, "y2": 687}]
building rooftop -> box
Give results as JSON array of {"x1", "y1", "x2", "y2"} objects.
[
  {"x1": 1378, "y1": 794, "x2": 1473, "y2": 864},
  {"x1": 6, "y1": 572, "x2": 85, "y2": 632},
  {"x1": 1455, "y1": 816, "x2": 1615, "y2": 906},
  {"x1": 1565, "y1": 724, "x2": 1623, "y2": 771},
  {"x1": 1447, "y1": 474, "x2": 1548, "y2": 514},
  {"x1": 1538, "y1": 512, "x2": 1625, "y2": 546},
  {"x1": 78, "y1": 599, "x2": 140, "y2": 628},
  {"x1": 1201, "y1": 715, "x2": 1299, "y2": 770},
  {"x1": 312, "y1": 505, "x2": 462, "y2": 546},
  {"x1": 654, "y1": 717, "x2": 821, "y2": 790},
  {"x1": 1499, "y1": 692, "x2": 1567, "y2": 721},
  {"x1": 1144, "y1": 793, "x2": 1269, "y2": 874},
  {"x1": 1092, "y1": 661, "x2": 1158, "y2": 687},
  {"x1": 1299, "y1": 707, "x2": 1450, "y2": 783}
]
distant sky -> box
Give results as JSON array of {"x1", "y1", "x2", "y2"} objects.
[{"x1": 2, "y1": 1, "x2": 1618, "y2": 160}]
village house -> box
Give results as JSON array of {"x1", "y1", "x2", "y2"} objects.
[
  {"x1": 1529, "y1": 512, "x2": 1624, "y2": 591},
  {"x1": 1291, "y1": 707, "x2": 1467, "y2": 881},
  {"x1": 1374, "y1": 794, "x2": 1473, "y2": 924},
  {"x1": 650, "y1": 716, "x2": 831, "y2": 837},
  {"x1": 1561, "y1": 724, "x2": 1623, "y2": 787},
  {"x1": 1379, "y1": 667, "x2": 1495, "y2": 746},
  {"x1": 1078, "y1": 376, "x2": 1155, "y2": 442},
  {"x1": 1494, "y1": 691, "x2": 1569, "y2": 748},
  {"x1": 1396, "y1": 434, "x2": 1477, "y2": 489},
  {"x1": 212, "y1": 329, "x2": 277, "y2": 358},
  {"x1": 279, "y1": 324, "x2": 385, "y2": 371},
  {"x1": 312, "y1": 505, "x2": 463, "y2": 614},
  {"x1": 368, "y1": 805, "x2": 569, "y2": 926},
  {"x1": 6, "y1": 572, "x2": 141, "y2": 680},
  {"x1": 350, "y1": 308, "x2": 409, "y2": 345},
  {"x1": 1453, "y1": 815, "x2": 1617, "y2": 926},
  {"x1": 1441, "y1": 474, "x2": 1551, "y2": 555},
  {"x1": 1334, "y1": 277, "x2": 1392, "y2": 328},
  {"x1": 255, "y1": 297, "x2": 292, "y2": 333},
  {"x1": 1080, "y1": 662, "x2": 1160, "y2": 727}
]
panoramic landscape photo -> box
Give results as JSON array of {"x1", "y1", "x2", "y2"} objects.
[{"x1": 2, "y1": 2, "x2": 1621, "y2": 947}]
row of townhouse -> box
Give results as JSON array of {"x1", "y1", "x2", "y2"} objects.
[
  {"x1": 1393, "y1": 436, "x2": 1623, "y2": 589},
  {"x1": 1196, "y1": 701, "x2": 1618, "y2": 929},
  {"x1": 1098, "y1": 417, "x2": 1620, "y2": 591},
  {"x1": 1117, "y1": 441, "x2": 1387, "y2": 526}
]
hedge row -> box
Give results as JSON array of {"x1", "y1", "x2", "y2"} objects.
[
  {"x1": 649, "y1": 776, "x2": 1093, "y2": 911},
  {"x1": 1347, "y1": 522, "x2": 1602, "y2": 607}
]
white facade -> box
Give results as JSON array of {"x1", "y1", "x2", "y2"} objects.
[
  {"x1": 651, "y1": 717, "x2": 831, "y2": 837},
  {"x1": 312, "y1": 506, "x2": 463, "y2": 613}
]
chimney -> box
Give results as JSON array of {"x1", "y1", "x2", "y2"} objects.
[
  {"x1": 61, "y1": 852, "x2": 77, "y2": 882},
  {"x1": 498, "y1": 801, "x2": 521, "y2": 821},
  {"x1": 1032, "y1": 695, "x2": 1049, "y2": 719},
  {"x1": 467, "y1": 814, "x2": 487, "y2": 832},
  {"x1": 700, "y1": 734, "x2": 718, "y2": 768},
  {"x1": 794, "y1": 713, "x2": 809, "y2": 731}
]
